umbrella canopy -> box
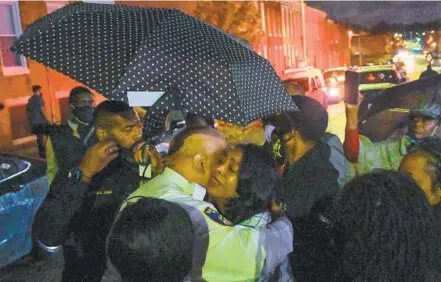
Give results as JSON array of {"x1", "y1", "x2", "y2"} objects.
[
  {"x1": 359, "y1": 75, "x2": 441, "y2": 141},
  {"x1": 12, "y1": 2, "x2": 297, "y2": 133}
]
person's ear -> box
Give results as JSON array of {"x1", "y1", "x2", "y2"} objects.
[
  {"x1": 95, "y1": 127, "x2": 107, "y2": 142},
  {"x1": 192, "y1": 153, "x2": 206, "y2": 173}
]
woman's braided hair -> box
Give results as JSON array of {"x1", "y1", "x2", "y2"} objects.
[{"x1": 333, "y1": 169, "x2": 441, "y2": 282}]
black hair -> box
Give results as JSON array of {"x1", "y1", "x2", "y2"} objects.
[
  {"x1": 68, "y1": 86, "x2": 92, "y2": 104},
  {"x1": 332, "y1": 169, "x2": 441, "y2": 281},
  {"x1": 185, "y1": 113, "x2": 215, "y2": 128},
  {"x1": 408, "y1": 137, "x2": 441, "y2": 191},
  {"x1": 93, "y1": 100, "x2": 136, "y2": 129},
  {"x1": 108, "y1": 198, "x2": 194, "y2": 282},
  {"x1": 223, "y1": 144, "x2": 282, "y2": 224},
  {"x1": 273, "y1": 96, "x2": 328, "y2": 142},
  {"x1": 32, "y1": 85, "x2": 42, "y2": 93},
  {"x1": 168, "y1": 126, "x2": 224, "y2": 156},
  {"x1": 283, "y1": 79, "x2": 305, "y2": 96},
  {"x1": 94, "y1": 100, "x2": 131, "y2": 114}
]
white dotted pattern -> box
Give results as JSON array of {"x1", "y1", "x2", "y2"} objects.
[{"x1": 11, "y1": 2, "x2": 297, "y2": 137}]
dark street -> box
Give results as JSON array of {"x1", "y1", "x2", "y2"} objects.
[{"x1": 0, "y1": 253, "x2": 63, "y2": 282}]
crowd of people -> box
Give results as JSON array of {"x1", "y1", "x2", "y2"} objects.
[{"x1": 28, "y1": 82, "x2": 441, "y2": 282}]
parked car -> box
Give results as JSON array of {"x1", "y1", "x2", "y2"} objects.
[
  {"x1": 323, "y1": 67, "x2": 347, "y2": 104},
  {"x1": 352, "y1": 65, "x2": 401, "y2": 117},
  {"x1": 0, "y1": 153, "x2": 60, "y2": 268},
  {"x1": 281, "y1": 67, "x2": 328, "y2": 108}
]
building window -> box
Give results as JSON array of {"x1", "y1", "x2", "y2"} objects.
[{"x1": 0, "y1": 1, "x2": 28, "y2": 76}]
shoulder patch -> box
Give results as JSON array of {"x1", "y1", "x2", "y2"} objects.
[{"x1": 203, "y1": 207, "x2": 233, "y2": 226}]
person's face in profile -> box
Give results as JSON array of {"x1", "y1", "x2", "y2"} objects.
[
  {"x1": 197, "y1": 135, "x2": 228, "y2": 188},
  {"x1": 177, "y1": 133, "x2": 228, "y2": 188},
  {"x1": 207, "y1": 147, "x2": 243, "y2": 199}
]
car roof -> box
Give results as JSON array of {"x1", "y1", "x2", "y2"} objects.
[
  {"x1": 283, "y1": 67, "x2": 322, "y2": 79},
  {"x1": 359, "y1": 83, "x2": 396, "y2": 91},
  {"x1": 352, "y1": 65, "x2": 395, "y2": 73},
  {"x1": 323, "y1": 67, "x2": 347, "y2": 73}
]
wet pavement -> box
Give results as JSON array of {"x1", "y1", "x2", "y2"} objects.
[{"x1": 0, "y1": 252, "x2": 63, "y2": 282}]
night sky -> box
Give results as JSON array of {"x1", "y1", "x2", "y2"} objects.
[{"x1": 306, "y1": 1, "x2": 441, "y2": 27}]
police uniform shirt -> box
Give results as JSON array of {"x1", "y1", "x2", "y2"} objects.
[{"x1": 102, "y1": 168, "x2": 293, "y2": 282}]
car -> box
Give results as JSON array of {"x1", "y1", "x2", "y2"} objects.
[
  {"x1": 355, "y1": 65, "x2": 400, "y2": 99},
  {"x1": 352, "y1": 65, "x2": 401, "y2": 117},
  {"x1": 281, "y1": 67, "x2": 328, "y2": 108},
  {"x1": 323, "y1": 67, "x2": 347, "y2": 104},
  {"x1": 0, "y1": 153, "x2": 60, "y2": 268}
]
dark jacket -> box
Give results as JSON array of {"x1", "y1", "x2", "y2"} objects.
[
  {"x1": 290, "y1": 195, "x2": 339, "y2": 282},
  {"x1": 282, "y1": 142, "x2": 340, "y2": 219},
  {"x1": 434, "y1": 203, "x2": 441, "y2": 220},
  {"x1": 419, "y1": 67, "x2": 438, "y2": 79},
  {"x1": 48, "y1": 122, "x2": 96, "y2": 173},
  {"x1": 282, "y1": 142, "x2": 340, "y2": 282},
  {"x1": 35, "y1": 157, "x2": 142, "y2": 282}
]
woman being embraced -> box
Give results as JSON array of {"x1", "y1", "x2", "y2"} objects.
[{"x1": 206, "y1": 144, "x2": 292, "y2": 280}]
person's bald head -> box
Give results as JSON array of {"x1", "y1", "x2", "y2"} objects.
[
  {"x1": 167, "y1": 126, "x2": 227, "y2": 187},
  {"x1": 168, "y1": 126, "x2": 225, "y2": 155}
]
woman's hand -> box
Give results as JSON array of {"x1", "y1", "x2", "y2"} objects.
[
  {"x1": 133, "y1": 142, "x2": 164, "y2": 175},
  {"x1": 270, "y1": 200, "x2": 286, "y2": 218}
]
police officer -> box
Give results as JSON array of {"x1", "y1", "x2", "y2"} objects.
[
  {"x1": 103, "y1": 126, "x2": 293, "y2": 282},
  {"x1": 36, "y1": 101, "x2": 162, "y2": 282}
]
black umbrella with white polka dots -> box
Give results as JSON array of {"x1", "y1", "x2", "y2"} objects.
[{"x1": 11, "y1": 2, "x2": 297, "y2": 136}]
